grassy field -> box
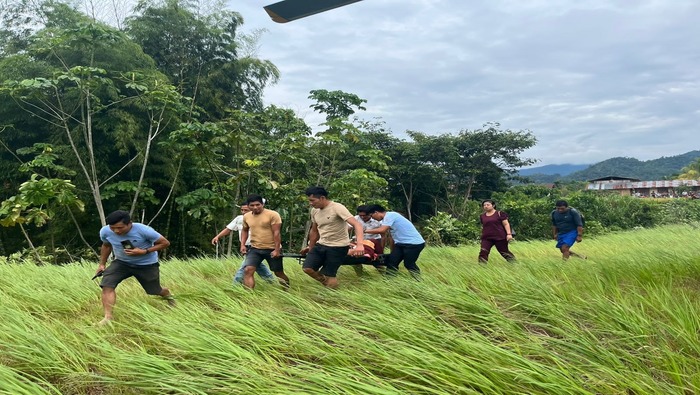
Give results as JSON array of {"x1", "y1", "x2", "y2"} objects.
[{"x1": 1, "y1": 225, "x2": 699, "y2": 394}]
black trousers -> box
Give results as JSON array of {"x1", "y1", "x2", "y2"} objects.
[{"x1": 387, "y1": 243, "x2": 425, "y2": 273}]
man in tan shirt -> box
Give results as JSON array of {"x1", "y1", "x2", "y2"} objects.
[
  {"x1": 300, "y1": 186, "x2": 365, "y2": 289},
  {"x1": 240, "y1": 195, "x2": 289, "y2": 289}
]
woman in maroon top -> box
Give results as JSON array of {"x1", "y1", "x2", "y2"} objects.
[{"x1": 479, "y1": 200, "x2": 515, "y2": 263}]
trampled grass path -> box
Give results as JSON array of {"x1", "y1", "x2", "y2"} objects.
[{"x1": 1, "y1": 225, "x2": 699, "y2": 394}]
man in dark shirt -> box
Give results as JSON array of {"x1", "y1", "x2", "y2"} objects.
[{"x1": 551, "y1": 200, "x2": 585, "y2": 259}]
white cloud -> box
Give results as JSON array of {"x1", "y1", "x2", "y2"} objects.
[{"x1": 229, "y1": 0, "x2": 700, "y2": 165}]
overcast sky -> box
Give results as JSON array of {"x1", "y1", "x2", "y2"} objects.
[{"x1": 226, "y1": 0, "x2": 700, "y2": 166}]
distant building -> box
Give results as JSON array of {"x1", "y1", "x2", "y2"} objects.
[{"x1": 586, "y1": 176, "x2": 700, "y2": 197}]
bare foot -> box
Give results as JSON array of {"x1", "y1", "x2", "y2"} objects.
[{"x1": 97, "y1": 317, "x2": 113, "y2": 326}]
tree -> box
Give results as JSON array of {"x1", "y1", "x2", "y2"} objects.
[
  {"x1": 0, "y1": 2, "x2": 191, "y2": 235},
  {"x1": 408, "y1": 123, "x2": 537, "y2": 216},
  {"x1": 126, "y1": 0, "x2": 280, "y2": 117},
  {"x1": 0, "y1": 144, "x2": 85, "y2": 263},
  {"x1": 677, "y1": 158, "x2": 700, "y2": 180}
]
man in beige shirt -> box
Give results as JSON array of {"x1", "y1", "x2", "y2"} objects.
[
  {"x1": 300, "y1": 186, "x2": 365, "y2": 289},
  {"x1": 240, "y1": 195, "x2": 289, "y2": 289}
]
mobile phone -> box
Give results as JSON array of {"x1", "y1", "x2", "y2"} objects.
[{"x1": 121, "y1": 240, "x2": 135, "y2": 249}]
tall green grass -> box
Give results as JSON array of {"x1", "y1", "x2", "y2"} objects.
[{"x1": 1, "y1": 225, "x2": 699, "y2": 394}]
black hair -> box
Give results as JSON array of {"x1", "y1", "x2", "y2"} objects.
[
  {"x1": 365, "y1": 204, "x2": 386, "y2": 214},
  {"x1": 481, "y1": 199, "x2": 496, "y2": 207},
  {"x1": 305, "y1": 186, "x2": 328, "y2": 198},
  {"x1": 356, "y1": 205, "x2": 369, "y2": 213},
  {"x1": 246, "y1": 194, "x2": 265, "y2": 205},
  {"x1": 106, "y1": 210, "x2": 131, "y2": 225},
  {"x1": 555, "y1": 200, "x2": 569, "y2": 207}
]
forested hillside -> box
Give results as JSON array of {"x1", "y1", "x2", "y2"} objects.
[
  {"x1": 521, "y1": 150, "x2": 700, "y2": 183},
  {"x1": 565, "y1": 150, "x2": 700, "y2": 181}
]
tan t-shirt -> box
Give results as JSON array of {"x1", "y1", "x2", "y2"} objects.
[
  {"x1": 242, "y1": 209, "x2": 282, "y2": 249},
  {"x1": 311, "y1": 201, "x2": 353, "y2": 247}
]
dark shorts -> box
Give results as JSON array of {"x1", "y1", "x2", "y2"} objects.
[
  {"x1": 100, "y1": 259, "x2": 162, "y2": 295},
  {"x1": 243, "y1": 247, "x2": 284, "y2": 272},
  {"x1": 303, "y1": 244, "x2": 349, "y2": 277}
]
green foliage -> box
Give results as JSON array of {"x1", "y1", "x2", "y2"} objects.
[
  {"x1": 0, "y1": 174, "x2": 84, "y2": 228},
  {"x1": 308, "y1": 89, "x2": 367, "y2": 121},
  {"x1": 658, "y1": 198, "x2": 700, "y2": 225},
  {"x1": 102, "y1": 181, "x2": 160, "y2": 206},
  {"x1": 174, "y1": 188, "x2": 228, "y2": 221},
  {"x1": 422, "y1": 211, "x2": 480, "y2": 246},
  {"x1": 329, "y1": 168, "x2": 388, "y2": 212},
  {"x1": 677, "y1": 158, "x2": 700, "y2": 180},
  {"x1": 126, "y1": 0, "x2": 279, "y2": 115}
]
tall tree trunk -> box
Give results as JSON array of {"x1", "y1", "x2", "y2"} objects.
[{"x1": 19, "y1": 223, "x2": 43, "y2": 264}]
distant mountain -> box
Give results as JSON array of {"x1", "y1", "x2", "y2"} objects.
[
  {"x1": 565, "y1": 150, "x2": 700, "y2": 181},
  {"x1": 517, "y1": 150, "x2": 700, "y2": 183},
  {"x1": 519, "y1": 164, "x2": 591, "y2": 176}
]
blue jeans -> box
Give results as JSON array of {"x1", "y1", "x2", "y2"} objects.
[{"x1": 233, "y1": 258, "x2": 275, "y2": 284}]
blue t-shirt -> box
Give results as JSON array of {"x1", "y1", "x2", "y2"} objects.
[
  {"x1": 381, "y1": 212, "x2": 425, "y2": 245},
  {"x1": 100, "y1": 222, "x2": 162, "y2": 265}
]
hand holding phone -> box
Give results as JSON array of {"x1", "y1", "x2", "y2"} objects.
[{"x1": 121, "y1": 240, "x2": 135, "y2": 249}]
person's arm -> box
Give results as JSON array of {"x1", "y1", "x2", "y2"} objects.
[
  {"x1": 127, "y1": 236, "x2": 169, "y2": 256},
  {"x1": 271, "y1": 223, "x2": 282, "y2": 258},
  {"x1": 97, "y1": 243, "x2": 112, "y2": 273},
  {"x1": 300, "y1": 222, "x2": 319, "y2": 255},
  {"x1": 365, "y1": 225, "x2": 390, "y2": 235},
  {"x1": 346, "y1": 217, "x2": 365, "y2": 256},
  {"x1": 240, "y1": 228, "x2": 249, "y2": 255},
  {"x1": 211, "y1": 228, "x2": 232, "y2": 245},
  {"x1": 552, "y1": 225, "x2": 558, "y2": 240},
  {"x1": 502, "y1": 219, "x2": 513, "y2": 241},
  {"x1": 573, "y1": 211, "x2": 584, "y2": 241}
]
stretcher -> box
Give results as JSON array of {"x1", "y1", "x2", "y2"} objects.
[{"x1": 282, "y1": 253, "x2": 388, "y2": 267}]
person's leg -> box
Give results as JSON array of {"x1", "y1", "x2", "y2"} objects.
[
  {"x1": 135, "y1": 264, "x2": 176, "y2": 306},
  {"x1": 493, "y1": 239, "x2": 515, "y2": 262},
  {"x1": 233, "y1": 259, "x2": 246, "y2": 284},
  {"x1": 243, "y1": 265, "x2": 257, "y2": 288},
  {"x1": 100, "y1": 287, "x2": 116, "y2": 324},
  {"x1": 158, "y1": 287, "x2": 175, "y2": 306},
  {"x1": 560, "y1": 244, "x2": 571, "y2": 259},
  {"x1": 241, "y1": 249, "x2": 265, "y2": 289},
  {"x1": 256, "y1": 262, "x2": 276, "y2": 283},
  {"x1": 401, "y1": 243, "x2": 425, "y2": 278},
  {"x1": 556, "y1": 231, "x2": 577, "y2": 260},
  {"x1": 302, "y1": 246, "x2": 327, "y2": 284},
  {"x1": 318, "y1": 246, "x2": 348, "y2": 289},
  {"x1": 267, "y1": 255, "x2": 289, "y2": 289},
  {"x1": 386, "y1": 245, "x2": 405, "y2": 275},
  {"x1": 569, "y1": 251, "x2": 587, "y2": 259},
  {"x1": 479, "y1": 238, "x2": 495, "y2": 263},
  {"x1": 352, "y1": 264, "x2": 364, "y2": 276},
  {"x1": 98, "y1": 260, "x2": 130, "y2": 324}
]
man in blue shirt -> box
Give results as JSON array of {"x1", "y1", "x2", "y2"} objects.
[
  {"x1": 365, "y1": 205, "x2": 425, "y2": 279},
  {"x1": 96, "y1": 210, "x2": 173, "y2": 325},
  {"x1": 551, "y1": 200, "x2": 585, "y2": 260}
]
